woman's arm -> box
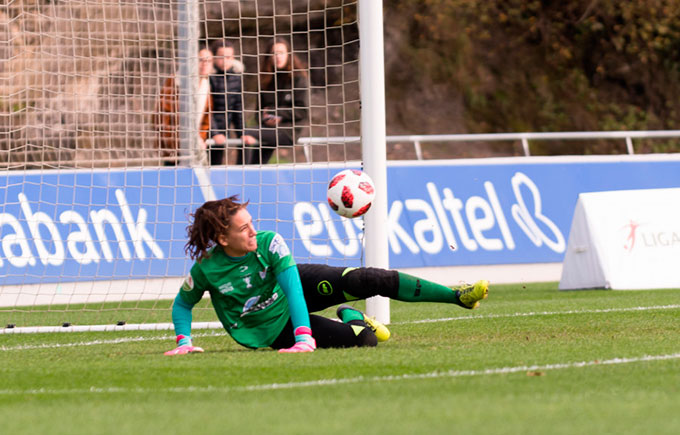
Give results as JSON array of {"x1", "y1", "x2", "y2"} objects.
[
  {"x1": 276, "y1": 265, "x2": 316, "y2": 353},
  {"x1": 275, "y1": 75, "x2": 309, "y2": 124},
  {"x1": 291, "y1": 75, "x2": 309, "y2": 123},
  {"x1": 227, "y1": 74, "x2": 244, "y2": 137},
  {"x1": 164, "y1": 291, "x2": 204, "y2": 355}
]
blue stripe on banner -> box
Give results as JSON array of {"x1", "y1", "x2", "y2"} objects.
[{"x1": 1, "y1": 158, "x2": 680, "y2": 285}]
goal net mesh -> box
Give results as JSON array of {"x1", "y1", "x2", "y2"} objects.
[{"x1": 0, "y1": 0, "x2": 365, "y2": 333}]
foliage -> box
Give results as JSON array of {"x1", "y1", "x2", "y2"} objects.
[{"x1": 388, "y1": 0, "x2": 680, "y2": 154}]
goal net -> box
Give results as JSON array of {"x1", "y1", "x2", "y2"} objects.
[{"x1": 0, "y1": 0, "x2": 368, "y2": 333}]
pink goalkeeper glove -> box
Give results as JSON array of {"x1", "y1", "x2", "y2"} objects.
[
  {"x1": 164, "y1": 335, "x2": 204, "y2": 356},
  {"x1": 164, "y1": 344, "x2": 204, "y2": 356},
  {"x1": 278, "y1": 326, "x2": 316, "y2": 353}
]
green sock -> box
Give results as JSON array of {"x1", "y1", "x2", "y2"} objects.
[
  {"x1": 338, "y1": 307, "x2": 365, "y2": 324},
  {"x1": 396, "y1": 272, "x2": 459, "y2": 303}
]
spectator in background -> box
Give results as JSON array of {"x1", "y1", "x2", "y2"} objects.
[
  {"x1": 155, "y1": 47, "x2": 214, "y2": 166},
  {"x1": 209, "y1": 40, "x2": 252, "y2": 165},
  {"x1": 241, "y1": 37, "x2": 309, "y2": 165}
]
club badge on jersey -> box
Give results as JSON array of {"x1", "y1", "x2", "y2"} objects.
[
  {"x1": 181, "y1": 275, "x2": 194, "y2": 291},
  {"x1": 269, "y1": 233, "x2": 290, "y2": 258}
]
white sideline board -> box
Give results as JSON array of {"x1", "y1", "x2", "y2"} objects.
[{"x1": 559, "y1": 187, "x2": 680, "y2": 290}]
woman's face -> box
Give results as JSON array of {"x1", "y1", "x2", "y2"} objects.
[
  {"x1": 218, "y1": 208, "x2": 258, "y2": 257},
  {"x1": 272, "y1": 42, "x2": 289, "y2": 70},
  {"x1": 198, "y1": 49, "x2": 213, "y2": 77},
  {"x1": 214, "y1": 46, "x2": 234, "y2": 72}
]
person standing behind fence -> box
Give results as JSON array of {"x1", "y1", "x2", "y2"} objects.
[
  {"x1": 208, "y1": 40, "x2": 252, "y2": 165},
  {"x1": 155, "y1": 48, "x2": 214, "y2": 166},
  {"x1": 241, "y1": 37, "x2": 309, "y2": 165}
]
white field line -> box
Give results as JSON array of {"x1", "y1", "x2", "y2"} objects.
[
  {"x1": 391, "y1": 303, "x2": 680, "y2": 325},
  {"x1": 1, "y1": 303, "x2": 678, "y2": 352},
  {"x1": 0, "y1": 331, "x2": 228, "y2": 351},
  {"x1": 0, "y1": 352, "x2": 679, "y2": 396}
]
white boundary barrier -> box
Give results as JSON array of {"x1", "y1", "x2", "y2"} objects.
[{"x1": 560, "y1": 188, "x2": 680, "y2": 290}]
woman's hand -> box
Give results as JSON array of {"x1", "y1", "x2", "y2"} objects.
[
  {"x1": 164, "y1": 344, "x2": 204, "y2": 356},
  {"x1": 278, "y1": 340, "x2": 315, "y2": 353},
  {"x1": 278, "y1": 326, "x2": 316, "y2": 353},
  {"x1": 164, "y1": 334, "x2": 204, "y2": 355},
  {"x1": 242, "y1": 135, "x2": 257, "y2": 145},
  {"x1": 263, "y1": 111, "x2": 282, "y2": 127}
]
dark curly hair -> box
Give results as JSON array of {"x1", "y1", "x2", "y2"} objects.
[{"x1": 185, "y1": 195, "x2": 249, "y2": 261}]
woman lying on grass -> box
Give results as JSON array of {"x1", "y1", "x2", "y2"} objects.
[{"x1": 165, "y1": 196, "x2": 489, "y2": 355}]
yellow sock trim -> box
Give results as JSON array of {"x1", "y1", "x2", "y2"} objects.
[
  {"x1": 342, "y1": 267, "x2": 358, "y2": 277},
  {"x1": 350, "y1": 325, "x2": 365, "y2": 336},
  {"x1": 343, "y1": 291, "x2": 360, "y2": 301}
]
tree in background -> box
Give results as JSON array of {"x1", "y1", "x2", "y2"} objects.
[{"x1": 387, "y1": 0, "x2": 680, "y2": 155}]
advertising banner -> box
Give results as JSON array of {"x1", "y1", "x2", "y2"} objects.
[{"x1": 1, "y1": 156, "x2": 680, "y2": 286}]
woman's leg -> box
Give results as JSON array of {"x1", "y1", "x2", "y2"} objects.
[
  {"x1": 297, "y1": 264, "x2": 362, "y2": 312},
  {"x1": 241, "y1": 128, "x2": 260, "y2": 164},
  {"x1": 242, "y1": 128, "x2": 273, "y2": 164},
  {"x1": 210, "y1": 115, "x2": 228, "y2": 165},
  {"x1": 297, "y1": 263, "x2": 485, "y2": 310},
  {"x1": 270, "y1": 315, "x2": 377, "y2": 349},
  {"x1": 209, "y1": 135, "x2": 226, "y2": 165},
  {"x1": 242, "y1": 128, "x2": 293, "y2": 164}
]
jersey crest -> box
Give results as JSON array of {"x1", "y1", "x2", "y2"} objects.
[
  {"x1": 269, "y1": 233, "x2": 290, "y2": 258},
  {"x1": 242, "y1": 296, "x2": 260, "y2": 314},
  {"x1": 241, "y1": 293, "x2": 279, "y2": 317},
  {"x1": 181, "y1": 274, "x2": 194, "y2": 291}
]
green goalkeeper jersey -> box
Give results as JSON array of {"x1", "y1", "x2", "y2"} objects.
[{"x1": 179, "y1": 231, "x2": 296, "y2": 348}]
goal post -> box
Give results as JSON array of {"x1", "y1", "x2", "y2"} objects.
[
  {"x1": 359, "y1": 0, "x2": 390, "y2": 324},
  {"x1": 0, "y1": 0, "x2": 389, "y2": 333},
  {"x1": 177, "y1": 0, "x2": 201, "y2": 165}
]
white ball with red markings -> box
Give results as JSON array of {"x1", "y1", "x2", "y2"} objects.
[{"x1": 327, "y1": 169, "x2": 376, "y2": 218}]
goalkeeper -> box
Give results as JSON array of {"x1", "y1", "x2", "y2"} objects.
[{"x1": 165, "y1": 196, "x2": 489, "y2": 355}]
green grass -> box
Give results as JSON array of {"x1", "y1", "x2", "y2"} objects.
[{"x1": 2, "y1": 282, "x2": 680, "y2": 435}]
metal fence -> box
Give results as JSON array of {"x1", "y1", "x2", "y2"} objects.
[{"x1": 298, "y1": 130, "x2": 680, "y2": 161}]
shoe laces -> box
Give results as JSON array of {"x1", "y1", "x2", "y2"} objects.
[
  {"x1": 456, "y1": 282, "x2": 475, "y2": 294},
  {"x1": 363, "y1": 315, "x2": 379, "y2": 332}
]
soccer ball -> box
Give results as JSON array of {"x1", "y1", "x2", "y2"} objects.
[{"x1": 327, "y1": 169, "x2": 376, "y2": 218}]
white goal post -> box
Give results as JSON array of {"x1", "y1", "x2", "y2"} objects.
[
  {"x1": 358, "y1": 0, "x2": 389, "y2": 324},
  {"x1": 0, "y1": 0, "x2": 389, "y2": 333}
]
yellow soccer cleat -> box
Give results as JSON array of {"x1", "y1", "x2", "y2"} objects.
[
  {"x1": 336, "y1": 304, "x2": 391, "y2": 342},
  {"x1": 456, "y1": 280, "x2": 489, "y2": 309},
  {"x1": 362, "y1": 314, "x2": 390, "y2": 343}
]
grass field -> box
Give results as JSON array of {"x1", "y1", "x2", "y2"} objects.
[{"x1": 2, "y1": 282, "x2": 679, "y2": 435}]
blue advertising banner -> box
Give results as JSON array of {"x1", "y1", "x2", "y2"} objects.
[
  {"x1": 1, "y1": 156, "x2": 679, "y2": 285},
  {"x1": 0, "y1": 168, "x2": 204, "y2": 285}
]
